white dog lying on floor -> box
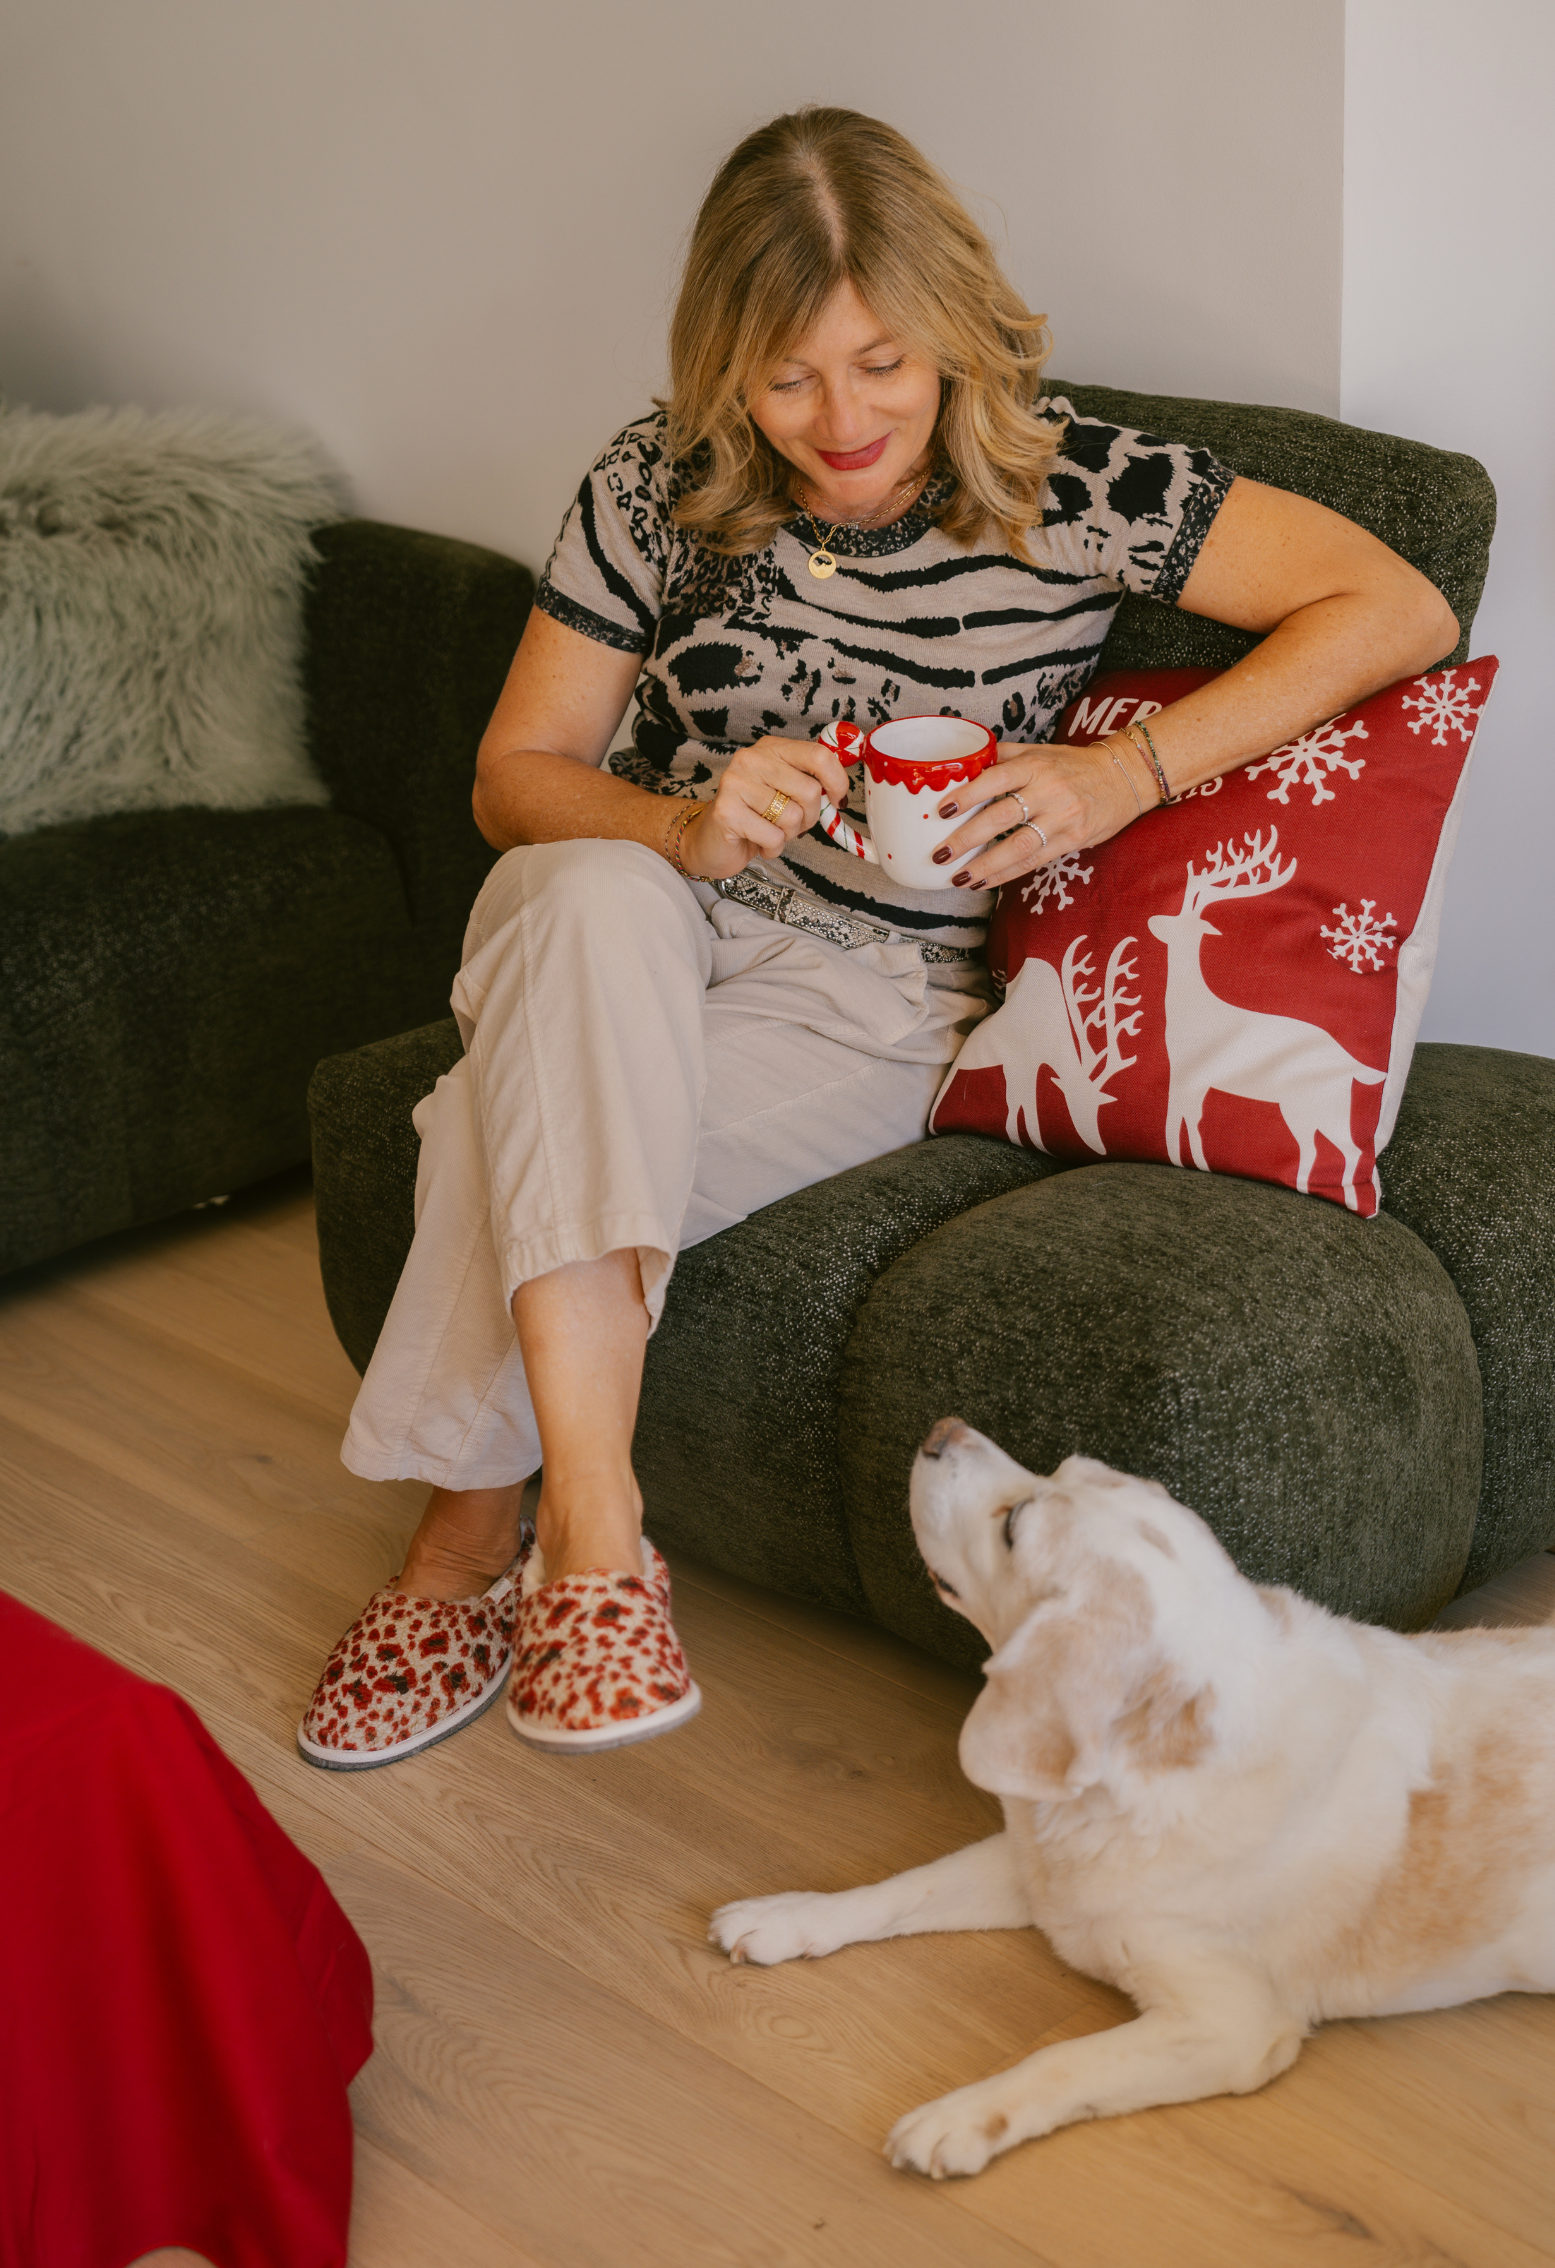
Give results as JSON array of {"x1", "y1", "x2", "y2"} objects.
[{"x1": 710, "y1": 1418, "x2": 1555, "y2": 2179}]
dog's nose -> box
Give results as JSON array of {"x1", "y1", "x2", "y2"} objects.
[{"x1": 920, "y1": 1416, "x2": 970, "y2": 1459}]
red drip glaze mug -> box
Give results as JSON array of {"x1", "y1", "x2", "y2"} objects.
[{"x1": 816, "y1": 716, "x2": 999, "y2": 891}]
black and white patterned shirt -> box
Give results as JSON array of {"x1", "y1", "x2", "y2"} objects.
[{"x1": 536, "y1": 402, "x2": 1232, "y2": 947}]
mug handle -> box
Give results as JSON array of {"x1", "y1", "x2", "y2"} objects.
[{"x1": 815, "y1": 721, "x2": 879, "y2": 864}]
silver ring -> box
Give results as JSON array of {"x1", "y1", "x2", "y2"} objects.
[
  {"x1": 1005, "y1": 790, "x2": 1031, "y2": 825},
  {"x1": 1023, "y1": 820, "x2": 1049, "y2": 851}
]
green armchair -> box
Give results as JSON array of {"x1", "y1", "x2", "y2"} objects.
[
  {"x1": 305, "y1": 387, "x2": 1555, "y2": 1670},
  {"x1": 0, "y1": 521, "x2": 533, "y2": 1277}
]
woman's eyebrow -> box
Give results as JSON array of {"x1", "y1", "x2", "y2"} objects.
[{"x1": 774, "y1": 336, "x2": 903, "y2": 372}]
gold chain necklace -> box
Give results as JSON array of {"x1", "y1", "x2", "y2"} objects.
[{"x1": 799, "y1": 469, "x2": 928, "y2": 581}]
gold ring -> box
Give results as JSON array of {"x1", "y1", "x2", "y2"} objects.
[{"x1": 759, "y1": 792, "x2": 791, "y2": 825}]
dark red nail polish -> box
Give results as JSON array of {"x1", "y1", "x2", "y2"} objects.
[
  {"x1": 952, "y1": 870, "x2": 971, "y2": 888},
  {"x1": 931, "y1": 845, "x2": 952, "y2": 865},
  {"x1": 938, "y1": 801, "x2": 958, "y2": 818}
]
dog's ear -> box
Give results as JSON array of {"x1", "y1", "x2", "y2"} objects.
[
  {"x1": 959, "y1": 1602, "x2": 1128, "y2": 1801},
  {"x1": 959, "y1": 1567, "x2": 1213, "y2": 1803}
]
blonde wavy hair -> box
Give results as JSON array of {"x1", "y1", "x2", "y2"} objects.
[{"x1": 665, "y1": 107, "x2": 1064, "y2": 560}]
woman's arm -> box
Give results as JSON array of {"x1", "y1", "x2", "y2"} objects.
[
  {"x1": 932, "y1": 478, "x2": 1460, "y2": 891},
  {"x1": 473, "y1": 608, "x2": 849, "y2": 875}
]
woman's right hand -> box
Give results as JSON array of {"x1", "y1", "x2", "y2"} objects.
[{"x1": 680, "y1": 733, "x2": 853, "y2": 880}]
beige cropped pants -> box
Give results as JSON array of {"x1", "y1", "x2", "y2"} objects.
[{"x1": 342, "y1": 839, "x2": 991, "y2": 1492}]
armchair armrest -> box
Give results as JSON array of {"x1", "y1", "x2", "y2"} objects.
[
  {"x1": 301, "y1": 519, "x2": 535, "y2": 1005},
  {"x1": 1382, "y1": 1040, "x2": 1555, "y2": 1590}
]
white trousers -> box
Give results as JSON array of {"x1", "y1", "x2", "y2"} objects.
[{"x1": 341, "y1": 839, "x2": 990, "y2": 1491}]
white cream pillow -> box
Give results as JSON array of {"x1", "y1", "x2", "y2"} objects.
[{"x1": 0, "y1": 403, "x2": 349, "y2": 835}]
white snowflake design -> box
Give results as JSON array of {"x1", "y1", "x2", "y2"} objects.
[
  {"x1": 1019, "y1": 852, "x2": 1095, "y2": 917},
  {"x1": 1401, "y1": 669, "x2": 1485, "y2": 747},
  {"x1": 1320, "y1": 899, "x2": 1399, "y2": 974},
  {"x1": 1246, "y1": 716, "x2": 1369, "y2": 806}
]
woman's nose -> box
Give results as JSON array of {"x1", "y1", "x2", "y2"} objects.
[{"x1": 812, "y1": 381, "x2": 872, "y2": 447}]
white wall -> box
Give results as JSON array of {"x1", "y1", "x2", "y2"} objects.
[
  {"x1": 7, "y1": 0, "x2": 1545, "y2": 1052},
  {"x1": 1343, "y1": 0, "x2": 1555, "y2": 1056},
  {"x1": 0, "y1": 0, "x2": 1342, "y2": 575}
]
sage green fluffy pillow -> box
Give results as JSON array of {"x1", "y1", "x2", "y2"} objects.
[{"x1": 0, "y1": 403, "x2": 349, "y2": 835}]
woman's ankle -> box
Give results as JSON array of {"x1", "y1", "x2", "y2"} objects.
[
  {"x1": 394, "y1": 1481, "x2": 528, "y2": 1601},
  {"x1": 534, "y1": 1474, "x2": 644, "y2": 1584}
]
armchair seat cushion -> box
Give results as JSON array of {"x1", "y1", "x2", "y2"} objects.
[{"x1": 838, "y1": 1162, "x2": 1482, "y2": 1669}]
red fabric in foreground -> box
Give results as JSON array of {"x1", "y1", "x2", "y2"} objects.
[{"x1": 0, "y1": 1594, "x2": 373, "y2": 2268}]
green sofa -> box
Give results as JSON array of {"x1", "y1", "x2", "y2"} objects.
[
  {"x1": 0, "y1": 522, "x2": 532, "y2": 1277},
  {"x1": 306, "y1": 385, "x2": 1555, "y2": 1672}
]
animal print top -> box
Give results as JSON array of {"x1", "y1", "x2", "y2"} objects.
[{"x1": 536, "y1": 404, "x2": 1233, "y2": 948}]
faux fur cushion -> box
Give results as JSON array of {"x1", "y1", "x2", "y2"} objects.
[{"x1": 0, "y1": 403, "x2": 349, "y2": 835}]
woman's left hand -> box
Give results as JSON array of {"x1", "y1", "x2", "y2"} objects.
[{"x1": 929, "y1": 740, "x2": 1143, "y2": 891}]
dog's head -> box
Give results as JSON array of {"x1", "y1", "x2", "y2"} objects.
[{"x1": 912, "y1": 1419, "x2": 1254, "y2": 1805}]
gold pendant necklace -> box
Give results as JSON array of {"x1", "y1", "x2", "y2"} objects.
[
  {"x1": 801, "y1": 469, "x2": 927, "y2": 581},
  {"x1": 803, "y1": 506, "x2": 839, "y2": 580}
]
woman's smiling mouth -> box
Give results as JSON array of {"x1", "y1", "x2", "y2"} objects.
[{"x1": 816, "y1": 436, "x2": 891, "y2": 471}]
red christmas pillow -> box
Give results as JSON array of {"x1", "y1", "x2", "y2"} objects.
[{"x1": 930, "y1": 658, "x2": 1498, "y2": 1215}]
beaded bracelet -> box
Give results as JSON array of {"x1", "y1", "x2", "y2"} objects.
[
  {"x1": 663, "y1": 795, "x2": 702, "y2": 878},
  {"x1": 1125, "y1": 720, "x2": 1172, "y2": 805}
]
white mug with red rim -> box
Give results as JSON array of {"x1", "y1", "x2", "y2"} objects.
[{"x1": 815, "y1": 716, "x2": 1000, "y2": 892}]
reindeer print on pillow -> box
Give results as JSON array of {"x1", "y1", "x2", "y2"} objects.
[{"x1": 931, "y1": 660, "x2": 1497, "y2": 1214}]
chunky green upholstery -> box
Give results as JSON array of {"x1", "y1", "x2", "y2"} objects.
[
  {"x1": 301, "y1": 387, "x2": 1554, "y2": 1661},
  {"x1": 0, "y1": 520, "x2": 534, "y2": 1276},
  {"x1": 310, "y1": 1019, "x2": 1553, "y2": 1658}
]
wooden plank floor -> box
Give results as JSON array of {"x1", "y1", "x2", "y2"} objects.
[{"x1": 4, "y1": 1171, "x2": 1553, "y2": 2268}]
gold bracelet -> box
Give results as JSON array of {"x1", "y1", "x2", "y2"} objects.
[
  {"x1": 1127, "y1": 720, "x2": 1172, "y2": 805},
  {"x1": 663, "y1": 795, "x2": 702, "y2": 878},
  {"x1": 1110, "y1": 748, "x2": 1143, "y2": 817}
]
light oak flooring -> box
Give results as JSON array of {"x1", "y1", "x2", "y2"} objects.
[{"x1": 3, "y1": 1170, "x2": 1553, "y2": 2268}]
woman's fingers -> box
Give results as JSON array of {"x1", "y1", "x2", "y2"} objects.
[
  {"x1": 734, "y1": 732, "x2": 851, "y2": 810},
  {"x1": 712, "y1": 736, "x2": 851, "y2": 861},
  {"x1": 932, "y1": 745, "x2": 1139, "y2": 889},
  {"x1": 732, "y1": 753, "x2": 830, "y2": 831}
]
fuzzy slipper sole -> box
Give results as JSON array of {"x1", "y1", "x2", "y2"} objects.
[
  {"x1": 505, "y1": 1679, "x2": 702, "y2": 1754},
  {"x1": 296, "y1": 1655, "x2": 511, "y2": 1772}
]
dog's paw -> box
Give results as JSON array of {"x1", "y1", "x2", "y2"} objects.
[
  {"x1": 709, "y1": 1891, "x2": 846, "y2": 1966},
  {"x1": 886, "y1": 2084, "x2": 1018, "y2": 2180}
]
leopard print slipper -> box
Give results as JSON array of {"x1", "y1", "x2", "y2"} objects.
[
  {"x1": 506, "y1": 1538, "x2": 701, "y2": 1753},
  {"x1": 298, "y1": 1545, "x2": 529, "y2": 1771}
]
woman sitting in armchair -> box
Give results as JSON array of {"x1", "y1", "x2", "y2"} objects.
[{"x1": 298, "y1": 105, "x2": 1455, "y2": 1769}]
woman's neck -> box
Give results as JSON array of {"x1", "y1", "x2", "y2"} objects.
[{"x1": 794, "y1": 457, "x2": 933, "y2": 534}]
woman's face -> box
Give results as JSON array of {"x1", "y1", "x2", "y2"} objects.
[{"x1": 749, "y1": 278, "x2": 941, "y2": 523}]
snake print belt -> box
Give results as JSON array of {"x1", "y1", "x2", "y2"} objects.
[{"x1": 711, "y1": 871, "x2": 979, "y2": 963}]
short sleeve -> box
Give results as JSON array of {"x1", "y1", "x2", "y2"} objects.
[
  {"x1": 534, "y1": 414, "x2": 671, "y2": 656},
  {"x1": 1035, "y1": 401, "x2": 1235, "y2": 606}
]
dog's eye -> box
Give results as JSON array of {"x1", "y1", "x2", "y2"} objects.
[
  {"x1": 1000, "y1": 1500, "x2": 1030, "y2": 1549},
  {"x1": 929, "y1": 1570, "x2": 960, "y2": 1599}
]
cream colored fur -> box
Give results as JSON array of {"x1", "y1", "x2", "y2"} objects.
[{"x1": 710, "y1": 1420, "x2": 1555, "y2": 2179}]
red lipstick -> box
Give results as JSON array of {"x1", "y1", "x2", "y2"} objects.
[{"x1": 816, "y1": 436, "x2": 890, "y2": 471}]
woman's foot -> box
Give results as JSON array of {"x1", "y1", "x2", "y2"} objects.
[
  {"x1": 506, "y1": 1537, "x2": 700, "y2": 1753},
  {"x1": 297, "y1": 1544, "x2": 530, "y2": 1771}
]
